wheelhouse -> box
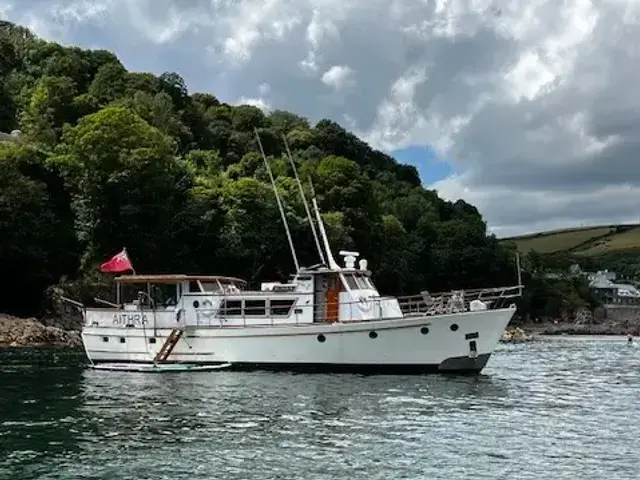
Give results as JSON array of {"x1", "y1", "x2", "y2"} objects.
[{"x1": 113, "y1": 274, "x2": 248, "y2": 308}]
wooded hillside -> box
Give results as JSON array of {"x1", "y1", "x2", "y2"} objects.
[{"x1": 0, "y1": 20, "x2": 519, "y2": 318}]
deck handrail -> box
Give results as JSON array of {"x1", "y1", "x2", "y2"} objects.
[
  {"x1": 89, "y1": 284, "x2": 522, "y2": 312},
  {"x1": 83, "y1": 284, "x2": 522, "y2": 328},
  {"x1": 190, "y1": 284, "x2": 522, "y2": 324}
]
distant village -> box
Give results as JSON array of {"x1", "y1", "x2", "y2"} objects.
[{"x1": 544, "y1": 264, "x2": 640, "y2": 307}]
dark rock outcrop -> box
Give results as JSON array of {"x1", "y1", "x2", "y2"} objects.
[
  {"x1": 0, "y1": 314, "x2": 82, "y2": 348},
  {"x1": 500, "y1": 327, "x2": 534, "y2": 343}
]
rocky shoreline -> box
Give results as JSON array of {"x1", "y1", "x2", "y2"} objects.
[
  {"x1": 499, "y1": 324, "x2": 638, "y2": 344},
  {"x1": 522, "y1": 322, "x2": 640, "y2": 336},
  {"x1": 0, "y1": 315, "x2": 82, "y2": 349},
  {"x1": 500, "y1": 327, "x2": 534, "y2": 343}
]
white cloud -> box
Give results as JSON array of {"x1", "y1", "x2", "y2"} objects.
[
  {"x1": 122, "y1": 1, "x2": 207, "y2": 45},
  {"x1": 321, "y1": 65, "x2": 355, "y2": 91},
  {"x1": 234, "y1": 96, "x2": 272, "y2": 112},
  {"x1": 299, "y1": 50, "x2": 319, "y2": 74},
  {"x1": 4, "y1": 0, "x2": 640, "y2": 236},
  {"x1": 15, "y1": 0, "x2": 108, "y2": 40},
  {"x1": 434, "y1": 175, "x2": 640, "y2": 238},
  {"x1": 258, "y1": 82, "x2": 271, "y2": 96},
  {"x1": 361, "y1": 66, "x2": 428, "y2": 151},
  {"x1": 219, "y1": 0, "x2": 302, "y2": 64},
  {"x1": 0, "y1": 3, "x2": 12, "y2": 20}
]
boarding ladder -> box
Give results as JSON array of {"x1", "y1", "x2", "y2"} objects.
[{"x1": 153, "y1": 328, "x2": 183, "y2": 363}]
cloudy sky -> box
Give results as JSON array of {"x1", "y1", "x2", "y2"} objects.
[{"x1": 2, "y1": 0, "x2": 640, "y2": 238}]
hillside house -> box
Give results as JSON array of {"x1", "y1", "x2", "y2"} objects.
[
  {"x1": 589, "y1": 271, "x2": 640, "y2": 305},
  {"x1": 586, "y1": 269, "x2": 617, "y2": 283}
]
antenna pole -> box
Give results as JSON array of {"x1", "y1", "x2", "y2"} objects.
[
  {"x1": 254, "y1": 128, "x2": 300, "y2": 272},
  {"x1": 282, "y1": 134, "x2": 326, "y2": 265},
  {"x1": 309, "y1": 183, "x2": 340, "y2": 270}
]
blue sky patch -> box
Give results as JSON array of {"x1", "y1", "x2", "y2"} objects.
[{"x1": 390, "y1": 145, "x2": 454, "y2": 185}]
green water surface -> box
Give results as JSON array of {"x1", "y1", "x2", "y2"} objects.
[{"x1": 1, "y1": 338, "x2": 639, "y2": 479}]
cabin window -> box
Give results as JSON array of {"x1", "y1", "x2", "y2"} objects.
[
  {"x1": 344, "y1": 274, "x2": 373, "y2": 290},
  {"x1": 269, "y1": 299, "x2": 295, "y2": 316},
  {"x1": 272, "y1": 284, "x2": 297, "y2": 292},
  {"x1": 222, "y1": 282, "x2": 242, "y2": 294},
  {"x1": 245, "y1": 299, "x2": 266, "y2": 316},
  {"x1": 200, "y1": 282, "x2": 221, "y2": 293},
  {"x1": 219, "y1": 299, "x2": 242, "y2": 316},
  {"x1": 189, "y1": 281, "x2": 202, "y2": 293},
  {"x1": 345, "y1": 275, "x2": 359, "y2": 290}
]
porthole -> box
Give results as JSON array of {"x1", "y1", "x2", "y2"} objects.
[
  {"x1": 420, "y1": 326, "x2": 429, "y2": 335},
  {"x1": 102, "y1": 336, "x2": 109, "y2": 342},
  {"x1": 317, "y1": 334, "x2": 326, "y2": 343},
  {"x1": 119, "y1": 337, "x2": 126, "y2": 344},
  {"x1": 369, "y1": 331, "x2": 378, "y2": 339},
  {"x1": 450, "y1": 324, "x2": 459, "y2": 332},
  {"x1": 193, "y1": 300, "x2": 200, "y2": 308},
  {"x1": 149, "y1": 337, "x2": 156, "y2": 344}
]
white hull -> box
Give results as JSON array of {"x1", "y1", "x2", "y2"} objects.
[{"x1": 82, "y1": 306, "x2": 516, "y2": 373}]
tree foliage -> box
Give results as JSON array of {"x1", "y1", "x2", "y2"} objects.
[{"x1": 1, "y1": 21, "x2": 522, "y2": 318}]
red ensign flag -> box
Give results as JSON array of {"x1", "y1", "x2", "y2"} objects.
[{"x1": 99, "y1": 248, "x2": 133, "y2": 273}]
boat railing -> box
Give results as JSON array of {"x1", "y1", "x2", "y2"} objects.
[
  {"x1": 396, "y1": 285, "x2": 522, "y2": 317},
  {"x1": 191, "y1": 284, "x2": 522, "y2": 325}
]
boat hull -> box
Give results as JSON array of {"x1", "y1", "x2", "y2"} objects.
[{"x1": 81, "y1": 306, "x2": 516, "y2": 374}]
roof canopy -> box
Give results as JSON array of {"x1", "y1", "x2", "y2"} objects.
[{"x1": 114, "y1": 274, "x2": 247, "y2": 285}]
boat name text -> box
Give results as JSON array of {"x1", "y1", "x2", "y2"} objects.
[{"x1": 112, "y1": 313, "x2": 149, "y2": 325}]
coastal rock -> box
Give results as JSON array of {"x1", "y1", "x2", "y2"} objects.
[
  {"x1": 533, "y1": 322, "x2": 640, "y2": 336},
  {"x1": 500, "y1": 327, "x2": 534, "y2": 343},
  {"x1": 0, "y1": 314, "x2": 82, "y2": 348},
  {"x1": 573, "y1": 308, "x2": 593, "y2": 325},
  {"x1": 42, "y1": 284, "x2": 85, "y2": 331}
]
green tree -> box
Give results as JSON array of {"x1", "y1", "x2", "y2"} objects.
[
  {"x1": 20, "y1": 75, "x2": 78, "y2": 146},
  {"x1": 88, "y1": 62, "x2": 128, "y2": 104},
  {"x1": 0, "y1": 144, "x2": 73, "y2": 315},
  {"x1": 50, "y1": 106, "x2": 189, "y2": 271}
]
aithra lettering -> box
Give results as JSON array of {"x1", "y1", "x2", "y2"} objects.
[{"x1": 112, "y1": 313, "x2": 149, "y2": 325}]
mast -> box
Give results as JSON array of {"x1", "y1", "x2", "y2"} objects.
[
  {"x1": 254, "y1": 128, "x2": 300, "y2": 272},
  {"x1": 281, "y1": 134, "x2": 326, "y2": 265},
  {"x1": 309, "y1": 178, "x2": 340, "y2": 271},
  {"x1": 309, "y1": 179, "x2": 362, "y2": 310}
]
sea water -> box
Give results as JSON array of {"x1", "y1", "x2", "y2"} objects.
[{"x1": 1, "y1": 337, "x2": 639, "y2": 479}]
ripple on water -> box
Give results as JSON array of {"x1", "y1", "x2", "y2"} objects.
[{"x1": 0, "y1": 341, "x2": 640, "y2": 479}]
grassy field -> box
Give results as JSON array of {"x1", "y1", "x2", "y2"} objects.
[
  {"x1": 500, "y1": 224, "x2": 640, "y2": 255},
  {"x1": 574, "y1": 227, "x2": 640, "y2": 255}
]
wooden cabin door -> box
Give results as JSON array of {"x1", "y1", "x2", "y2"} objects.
[{"x1": 325, "y1": 275, "x2": 340, "y2": 323}]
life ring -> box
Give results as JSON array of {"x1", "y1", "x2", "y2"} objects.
[
  {"x1": 199, "y1": 299, "x2": 216, "y2": 319},
  {"x1": 357, "y1": 296, "x2": 372, "y2": 311}
]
